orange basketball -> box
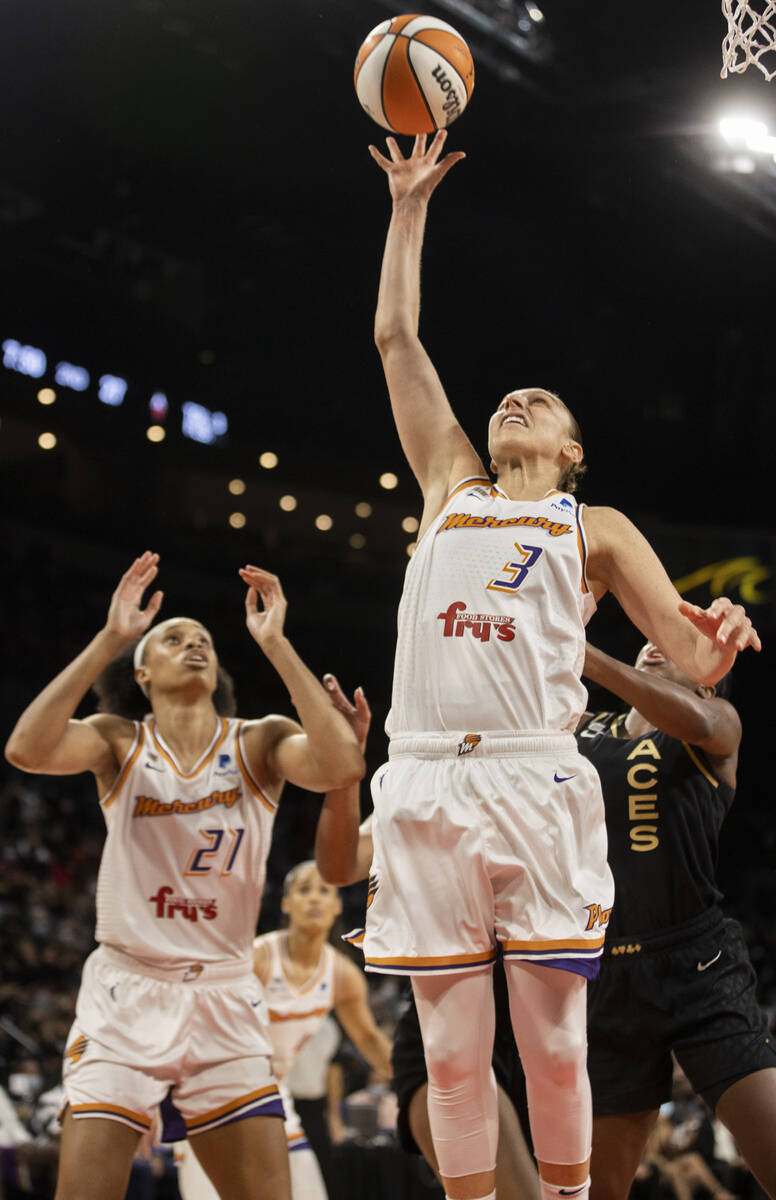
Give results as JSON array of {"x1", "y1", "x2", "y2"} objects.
[{"x1": 354, "y1": 14, "x2": 475, "y2": 135}]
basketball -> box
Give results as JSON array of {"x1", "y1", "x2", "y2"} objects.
[{"x1": 354, "y1": 14, "x2": 475, "y2": 136}]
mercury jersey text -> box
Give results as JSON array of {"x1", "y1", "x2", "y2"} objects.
[
  {"x1": 95, "y1": 717, "x2": 277, "y2": 967},
  {"x1": 386, "y1": 479, "x2": 595, "y2": 736}
]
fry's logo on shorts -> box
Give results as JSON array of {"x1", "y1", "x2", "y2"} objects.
[
  {"x1": 149, "y1": 885, "x2": 218, "y2": 922},
  {"x1": 437, "y1": 601, "x2": 515, "y2": 642},
  {"x1": 583, "y1": 902, "x2": 613, "y2": 931},
  {"x1": 458, "y1": 734, "x2": 482, "y2": 756}
]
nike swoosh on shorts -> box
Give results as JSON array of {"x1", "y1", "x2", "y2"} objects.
[
  {"x1": 697, "y1": 950, "x2": 723, "y2": 971},
  {"x1": 553, "y1": 772, "x2": 575, "y2": 783}
]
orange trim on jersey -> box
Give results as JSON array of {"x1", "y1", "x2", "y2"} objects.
[
  {"x1": 446, "y1": 476, "x2": 491, "y2": 502},
  {"x1": 502, "y1": 935, "x2": 606, "y2": 952},
  {"x1": 71, "y1": 1102, "x2": 151, "y2": 1129},
  {"x1": 575, "y1": 504, "x2": 591, "y2": 596},
  {"x1": 682, "y1": 742, "x2": 720, "y2": 789},
  {"x1": 150, "y1": 718, "x2": 229, "y2": 779},
  {"x1": 365, "y1": 949, "x2": 497, "y2": 969},
  {"x1": 101, "y1": 724, "x2": 145, "y2": 809},
  {"x1": 235, "y1": 722, "x2": 276, "y2": 813},
  {"x1": 269, "y1": 1005, "x2": 331, "y2": 1023},
  {"x1": 287, "y1": 1131, "x2": 307, "y2": 1145},
  {"x1": 186, "y1": 1085, "x2": 280, "y2": 1130}
]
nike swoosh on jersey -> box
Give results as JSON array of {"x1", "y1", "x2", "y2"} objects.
[
  {"x1": 697, "y1": 950, "x2": 722, "y2": 972},
  {"x1": 553, "y1": 772, "x2": 576, "y2": 783}
]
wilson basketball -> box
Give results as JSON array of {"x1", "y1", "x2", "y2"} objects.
[{"x1": 354, "y1": 14, "x2": 475, "y2": 135}]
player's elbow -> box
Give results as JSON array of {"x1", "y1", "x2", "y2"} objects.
[
  {"x1": 374, "y1": 320, "x2": 418, "y2": 356},
  {"x1": 330, "y1": 751, "x2": 366, "y2": 790},
  {"x1": 4, "y1": 732, "x2": 39, "y2": 772}
]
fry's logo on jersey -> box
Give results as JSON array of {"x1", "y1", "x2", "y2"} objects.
[
  {"x1": 149, "y1": 885, "x2": 218, "y2": 921},
  {"x1": 439, "y1": 512, "x2": 572, "y2": 537},
  {"x1": 437, "y1": 601, "x2": 515, "y2": 642},
  {"x1": 133, "y1": 789, "x2": 240, "y2": 818},
  {"x1": 583, "y1": 902, "x2": 613, "y2": 931}
]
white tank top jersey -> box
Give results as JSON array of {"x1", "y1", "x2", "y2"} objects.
[
  {"x1": 256, "y1": 931, "x2": 338, "y2": 1083},
  {"x1": 387, "y1": 479, "x2": 596, "y2": 737},
  {"x1": 95, "y1": 717, "x2": 277, "y2": 969}
]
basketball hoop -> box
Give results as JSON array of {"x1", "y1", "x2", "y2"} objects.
[{"x1": 722, "y1": 0, "x2": 776, "y2": 80}]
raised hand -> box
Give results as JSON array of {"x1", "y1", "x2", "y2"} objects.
[
  {"x1": 104, "y1": 552, "x2": 163, "y2": 643},
  {"x1": 678, "y1": 595, "x2": 761, "y2": 665},
  {"x1": 240, "y1": 565, "x2": 288, "y2": 651},
  {"x1": 322, "y1": 674, "x2": 372, "y2": 750},
  {"x1": 368, "y1": 130, "x2": 465, "y2": 204}
]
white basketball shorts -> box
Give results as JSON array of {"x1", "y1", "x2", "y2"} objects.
[
  {"x1": 63, "y1": 945, "x2": 283, "y2": 1136},
  {"x1": 348, "y1": 732, "x2": 614, "y2": 979}
]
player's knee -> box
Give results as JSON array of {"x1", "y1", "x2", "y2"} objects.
[{"x1": 526, "y1": 1033, "x2": 587, "y2": 1092}]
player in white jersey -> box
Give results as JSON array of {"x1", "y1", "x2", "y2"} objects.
[
  {"x1": 362, "y1": 131, "x2": 761, "y2": 1200},
  {"x1": 175, "y1": 859, "x2": 392, "y2": 1200},
  {"x1": 4, "y1": 552, "x2": 364, "y2": 1200}
]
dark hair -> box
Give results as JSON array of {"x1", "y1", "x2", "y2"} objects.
[
  {"x1": 92, "y1": 642, "x2": 237, "y2": 720},
  {"x1": 712, "y1": 669, "x2": 734, "y2": 702}
]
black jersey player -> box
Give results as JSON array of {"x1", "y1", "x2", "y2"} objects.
[{"x1": 577, "y1": 642, "x2": 776, "y2": 1200}]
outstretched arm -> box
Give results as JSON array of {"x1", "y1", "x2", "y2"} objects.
[
  {"x1": 314, "y1": 675, "x2": 374, "y2": 885},
  {"x1": 585, "y1": 507, "x2": 760, "y2": 686},
  {"x1": 583, "y1": 644, "x2": 741, "y2": 757},
  {"x1": 371, "y1": 132, "x2": 484, "y2": 533},
  {"x1": 239, "y1": 567, "x2": 364, "y2": 793},
  {"x1": 334, "y1": 955, "x2": 393, "y2": 1079},
  {"x1": 4, "y1": 552, "x2": 163, "y2": 778}
]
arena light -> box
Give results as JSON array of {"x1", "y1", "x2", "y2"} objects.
[
  {"x1": 379, "y1": 472, "x2": 398, "y2": 490},
  {"x1": 527, "y1": 4, "x2": 544, "y2": 20},
  {"x1": 349, "y1": 533, "x2": 366, "y2": 549},
  {"x1": 55, "y1": 361, "x2": 90, "y2": 391},
  {"x1": 149, "y1": 392, "x2": 168, "y2": 421},
  {"x1": 406, "y1": 541, "x2": 417, "y2": 557},
  {"x1": 355, "y1": 501, "x2": 372, "y2": 518},
  {"x1": 279, "y1": 494, "x2": 297, "y2": 512},
  {"x1": 38, "y1": 432, "x2": 57, "y2": 450},
  {"x1": 37, "y1": 388, "x2": 56, "y2": 405},
  {"x1": 146, "y1": 425, "x2": 166, "y2": 442},
  {"x1": 259, "y1": 451, "x2": 278, "y2": 469},
  {"x1": 182, "y1": 402, "x2": 228, "y2": 444},
  {"x1": 99, "y1": 374, "x2": 128, "y2": 407},
  {"x1": 3, "y1": 339, "x2": 47, "y2": 378},
  {"x1": 746, "y1": 129, "x2": 776, "y2": 154},
  {"x1": 229, "y1": 512, "x2": 246, "y2": 529},
  {"x1": 719, "y1": 115, "x2": 768, "y2": 145},
  {"x1": 315, "y1": 514, "x2": 333, "y2": 531},
  {"x1": 228, "y1": 478, "x2": 246, "y2": 495},
  {"x1": 402, "y1": 515, "x2": 419, "y2": 533}
]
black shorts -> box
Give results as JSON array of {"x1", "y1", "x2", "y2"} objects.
[
  {"x1": 391, "y1": 960, "x2": 529, "y2": 1155},
  {"x1": 588, "y1": 908, "x2": 776, "y2": 1116}
]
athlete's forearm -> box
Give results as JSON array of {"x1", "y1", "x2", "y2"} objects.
[
  {"x1": 353, "y1": 1026, "x2": 393, "y2": 1079},
  {"x1": 583, "y1": 644, "x2": 718, "y2": 744},
  {"x1": 315, "y1": 785, "x2": 363, "y2": 885},
  {"x1": 260, "y1": 635, "x2": 364, "y2": 786},
  {"x1": 5, "y1": 628, "x2": 125, "y2": 768},
  {"x1": 374, "y1": 196, "x2": 428, "y2": 348}
]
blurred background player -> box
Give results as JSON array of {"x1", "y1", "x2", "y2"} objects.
[
  {"x1": 3, "y1": 553, "x2": 364, "y2": 1200},
  {"x1": 577, "y1": 643, "x2": 776, "y2": 1200},
  {"x1": 175, "y1": 858, "x2": 392, "y2": 1200},
  {"x1": 363, "y1": 129, "x2": 760, "y2": 1200},
  {"x1": 316, "y1": 675, "x2": 541, "y2": 1200}
]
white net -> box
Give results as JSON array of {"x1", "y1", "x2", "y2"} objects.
[{"x1": 722, "y1": 0, "x2": 776, "y2": 79}]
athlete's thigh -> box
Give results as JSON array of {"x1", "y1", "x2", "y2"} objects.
[
  {"x1": 55, "y1": 1107, "x2": 141, "y2": 1200},
  {"x1": 190, "y1": 1113, "x2": 291, "y2": 1200},
  {"x1": 715, "y1": 1068, "x2": 776, "y2": 1200},
  {"x1": 590, "y1": 1111, "x2": 659, "y2": 1200}
]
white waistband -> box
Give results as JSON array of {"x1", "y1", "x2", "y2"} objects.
[
  {"x1": 99, "y1": 943, "x2": 254, "y2": 985},
  {"x1": 388, "y1": 731, "x2": 576, "y2": 759}
]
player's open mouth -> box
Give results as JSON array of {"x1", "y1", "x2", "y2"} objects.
[
  {"x1": 184, "y1": 654, "x2": 208, "y2": 666},
  {"x1": 502, "y1": 414, "x2": 528, "y2": 428}
]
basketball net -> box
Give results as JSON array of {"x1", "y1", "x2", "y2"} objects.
[{"x1": 722, "y1": 0, "x2": 776, "y2": 79}]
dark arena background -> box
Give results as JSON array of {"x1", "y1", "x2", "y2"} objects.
[{"x1": 1, "y1": 1, "x2": 775, "y2": 1197}]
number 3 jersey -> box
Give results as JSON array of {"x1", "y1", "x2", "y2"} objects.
[
  {"x1": 95, "y1": 717, "x2": 277, "y2": 969},
  {"x1": 387, "y1": 479, "x2": 596, "y2": 737}
]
